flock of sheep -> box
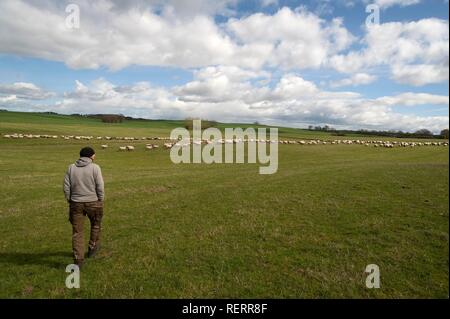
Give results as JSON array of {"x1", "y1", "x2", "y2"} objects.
[
  {"x1": 2, "y1": 133, "x2": 448, "y2": 150},
  {"x1": 2, "y1": 133, "x2": 170, "y2": 141},
  {"x1": 115, "y1": 144, "x2": 161, "y2": 151},
  {"x1": 279, "y1": 139, "x2": 449, "y2": 148}
]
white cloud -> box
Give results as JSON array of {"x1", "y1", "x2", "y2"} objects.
[
  {"x1": 0, "y1": 1, "x2": 446, "y2": 88},
  {"x1": 0, "y1": 1, "x2": 448, "y2": 133},
  {"x1": 260, "y1": 0, "x2": 278, "y2": 7},
  {"x1": 193, "y1": 66, "x2": 271, "y2": 82},
  {"x1": 374, "y1": 0, "x2": 421, "y2": 9},
  {"x1": 375, "y1": 92, "x2": 449, "y2": 107},
  {"x1": 330, "y1": 73, "x2": 377, "y2": 88},
  {"x1": 391, "y1": 64, "x2": 449, "y2": 86},
  {"x1": 329, "y1": 18, "x2": 449, "y2": 85},
  {"x1": 2, "y1": 1, "x2": 446, "y2": 87},
  {"x1": 0, "y1": 0, "x2": 237, "y2": 70},
  {"x1": 0, "y1": 2, "x2": 354, "y2": 71},
  {"x1": 173, "y1": 66, "x2": 271, "y2": 103},
  {"x1": 227, "y1": 8, "x2": 355, "y2": 69},
  {"x1": 0, "y1": 82, "x2": 55, "y2": 100},
  {"x1": 3, "y1": 73, "x2": 443, "y2": 133},
  {"x1": 0, "y1": 95, "x2": 17, "y2": 103}
]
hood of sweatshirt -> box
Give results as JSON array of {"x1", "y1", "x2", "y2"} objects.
[{"x1": 75, "y1": 157, "x2": 93, "y2": 167}]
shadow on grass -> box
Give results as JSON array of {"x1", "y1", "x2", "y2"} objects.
[{"x1": 0, "y1": 251, "x2": 72, "y2": 269}]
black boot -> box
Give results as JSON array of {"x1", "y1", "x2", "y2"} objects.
[
  {"x1": 74, "y1": 259, "x2": 84, "y2": 269},
  {"x1": 87, "y1": 244, "x2": 100, "y2": 258}
]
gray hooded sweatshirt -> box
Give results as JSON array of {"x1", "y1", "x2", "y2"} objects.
[{"x1": 63, "y1": 157, "x2": 105, "y2": 202}]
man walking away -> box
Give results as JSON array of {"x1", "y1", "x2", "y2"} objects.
[{"x1": 63, "y1": 147, "x2": 105, "y2": 268}]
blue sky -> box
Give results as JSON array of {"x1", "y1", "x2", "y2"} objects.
[
  {"x1": 0, "y1": 55, "x2": 194, "y2": 93},
  {"x1": 0, "y1": 0, "x2": 448, "y2": 132}
]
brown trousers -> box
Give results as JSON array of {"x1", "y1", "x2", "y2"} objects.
[{"x1": 69, "y1": 201, "x2": 103, "y2": 262}]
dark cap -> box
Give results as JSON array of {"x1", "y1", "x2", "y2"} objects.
[{"x1": 80, "y1": 147, "x2": 95, "y2": 158}]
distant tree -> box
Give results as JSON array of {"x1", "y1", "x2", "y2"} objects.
[
  {"x1": 184, "y1": 118, "x2": 217, "y2": 130},
  {"x1": 414, "y1": 129, "x2": 433, "y2": 136},
  {"x1": 184, "y1": 117, "x2": 193, "y2": 130},
  {"x1": 440, "y1": 129, "x2": 449, "y2": 139},
  {"x1": 101, "y1": 114, "x2": 124, "y2": 123},
  {"x1": 204, "y1": 120, "x2": 218, "y2": 129},
  {"x1": 308, "y1": 125, "x2": 313, "y2": 130}
]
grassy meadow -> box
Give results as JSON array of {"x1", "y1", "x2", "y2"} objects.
[{"x1": 0, "y1": 111, "x2": 448, "y2": 298}]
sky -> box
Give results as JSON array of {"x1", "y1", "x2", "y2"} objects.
[{"x1": 0, "y1": 0, "x2": 448, "y2": 132}]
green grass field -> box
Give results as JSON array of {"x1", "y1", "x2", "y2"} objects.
[{"x1": 0, "y1": 111, "x2": 448, "y2": 298}]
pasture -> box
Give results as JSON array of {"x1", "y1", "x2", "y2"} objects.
[{"x1": 0, "y1": 111, "x2": 448, "y2": 298}]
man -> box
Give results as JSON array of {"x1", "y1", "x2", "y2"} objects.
[{"x1": 63, "y1": 147, "x2": 105, "y2": 267}]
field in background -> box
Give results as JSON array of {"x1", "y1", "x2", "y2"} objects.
[
  {"x1": 0, "y1": 111, "x2": 448, "y2": 298},
  {"x1": 1, "y1": 111, "x2": 445, "y2": 141}
]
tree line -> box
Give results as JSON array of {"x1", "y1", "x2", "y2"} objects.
[{"x1": 308, "y1": 125, "x2": 449, "y2": 139}]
